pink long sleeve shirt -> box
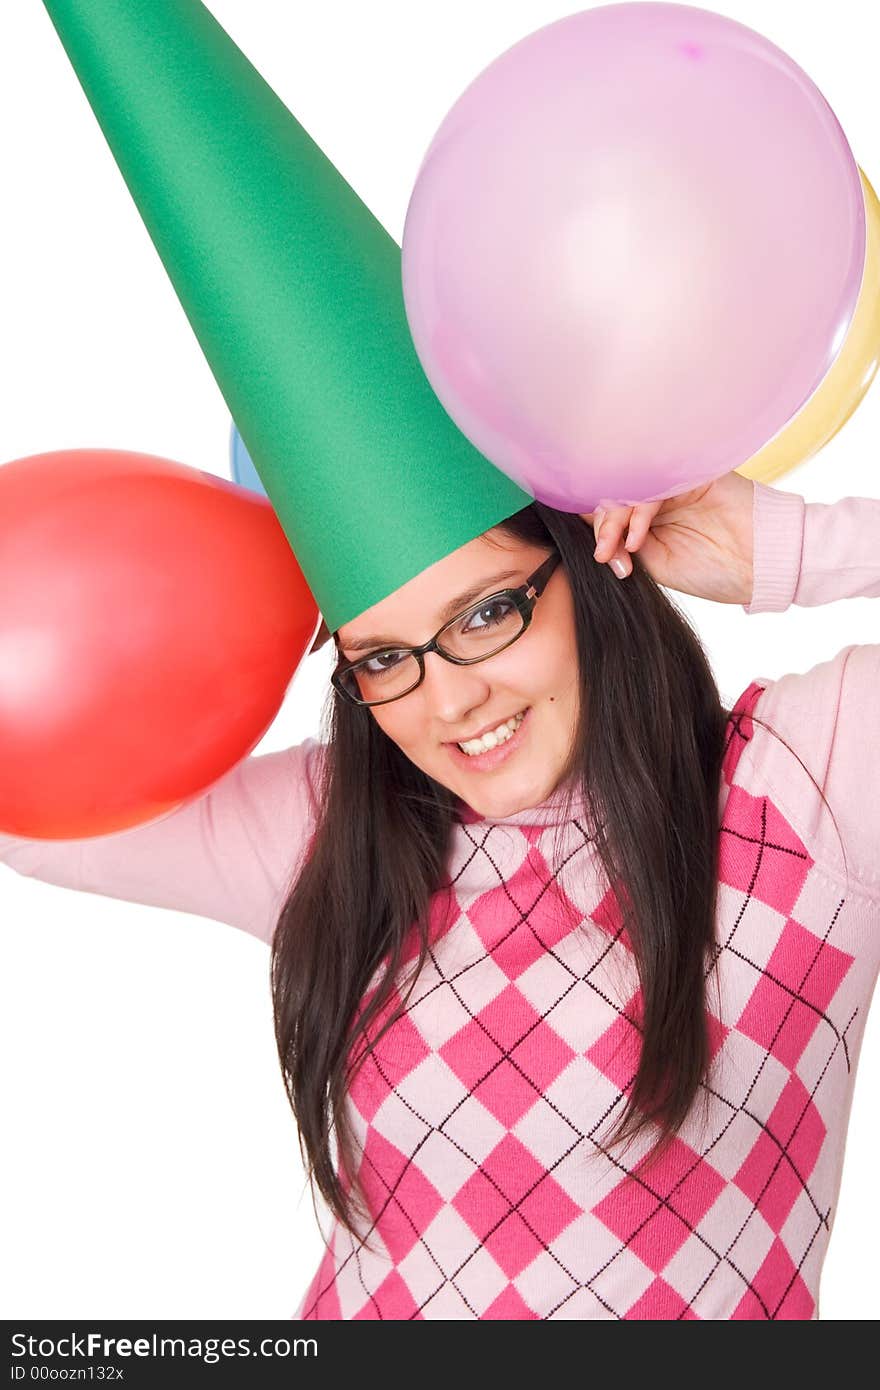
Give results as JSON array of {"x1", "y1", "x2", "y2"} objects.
[{"x1": 2, "y1": 480, "x2": 879, "y2": 1319}]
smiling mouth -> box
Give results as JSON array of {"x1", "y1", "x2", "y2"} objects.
[{"x1": 456, "y1": 709, "x2": 527, "y2": 756}]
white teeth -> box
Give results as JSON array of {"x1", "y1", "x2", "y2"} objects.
[{"x1": 458, "y1": 710, "x2": 526, "y2": 756}]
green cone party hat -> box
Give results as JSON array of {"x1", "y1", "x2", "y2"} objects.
[{"x1": 41, "y1": 0, "x2": 530, "y2": 633}]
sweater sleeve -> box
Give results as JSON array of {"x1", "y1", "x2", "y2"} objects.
[
  {"x1": 0, "y1": 738, "x2": 324, "y2": 944},
  {"x1": 740, "y1": 480, "x2": 880, "y2": 895},
  {"x1": 742, "y1": 478, "x2": 880, "y2": 614}
]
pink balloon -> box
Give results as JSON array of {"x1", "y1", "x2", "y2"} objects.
[{"x1": 402, "y1": 2, "x2": 867, "y2": 512}]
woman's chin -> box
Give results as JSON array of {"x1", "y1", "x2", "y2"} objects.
[{"x1": 463, "y1": 768, "x2": 556, "y2": 820}]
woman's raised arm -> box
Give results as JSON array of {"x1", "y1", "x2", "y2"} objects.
[
  {"x1": 743, "y1": 482, "x2": 880, "y2": 898},
  {"x1": 0, "y1": 739, "x2": 322, "y2": 944},
  {"x1": 744, "y1": 481, "x2": 880, "y2": 613}
]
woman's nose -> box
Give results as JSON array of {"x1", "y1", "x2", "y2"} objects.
[{"x1": 420, "y1": 649, "x2": 492, "y2": 722}]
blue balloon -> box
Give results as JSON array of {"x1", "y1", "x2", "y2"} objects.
[{"x1": 230, "y1": 422, "x2": 268, "y2": 498}]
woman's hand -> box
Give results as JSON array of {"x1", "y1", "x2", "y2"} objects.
[{"x1": 582, "y1": 468, "x2": 756, "y2": 605}]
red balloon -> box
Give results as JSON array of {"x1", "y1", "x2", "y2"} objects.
[{"x1": 0, "y1": 449, "x2": 319, "y2": 838}]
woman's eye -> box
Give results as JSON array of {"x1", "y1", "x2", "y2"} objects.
[
  {"x1": 362, "y1": 650, "x2": 407, "y2": 676},
  {"x1": 460, "y1": 597, "x2": 516, "y2": 632}
]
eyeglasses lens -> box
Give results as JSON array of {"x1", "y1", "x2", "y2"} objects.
[{"x1": 345, "y1": 596, "x2": 526, "y2": 704}]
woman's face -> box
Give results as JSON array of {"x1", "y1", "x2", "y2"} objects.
[{"x1": 334, "y1": 529, "x2": 581, "y2": 819}]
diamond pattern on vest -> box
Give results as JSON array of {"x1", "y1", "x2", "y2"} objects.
[{"x1": 296, "y1": 682, "x2": 874, "y2": 1319}]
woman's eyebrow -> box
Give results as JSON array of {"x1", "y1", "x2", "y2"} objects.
[{"x1": 339, "y1": 569, "x2": 522, "y2": 653}]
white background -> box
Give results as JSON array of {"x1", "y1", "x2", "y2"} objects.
[{"x1": 1, "y1": 0, "x2": 878, "y2": 1320}]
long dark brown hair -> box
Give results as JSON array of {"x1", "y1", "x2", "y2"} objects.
[{"x1": 270, "y1": 500, "x2": 844, "y2": 1236}]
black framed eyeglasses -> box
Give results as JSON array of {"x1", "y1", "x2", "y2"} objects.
[{"x1": 331, "y1": 549, "x2": 561, "y2": 707}]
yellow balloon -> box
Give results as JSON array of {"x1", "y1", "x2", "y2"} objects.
[{"x1": 737, "y1": 166, "x2": 880, "y2": 485}]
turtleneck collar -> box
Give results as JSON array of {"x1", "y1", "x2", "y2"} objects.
[{"x1": 453, "y1": 775, "x2": 596, "y2": 830}]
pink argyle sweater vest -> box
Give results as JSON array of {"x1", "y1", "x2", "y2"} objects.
[{"x1": 296, "y1": 681, "x2": 873, "y2": 1319}]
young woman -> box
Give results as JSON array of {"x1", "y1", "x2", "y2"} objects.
[{"x1": 2, "y1": 468, "x2": 878, "y2": 1319}]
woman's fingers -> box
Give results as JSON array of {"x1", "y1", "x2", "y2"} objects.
[
  {"x1": 623, "y1": 505, "x2": 660, "y2": 551},
  {"x1": 581, "y1": 500, "x2": 664, "y2": 578},
  {"x1": 592, "y1": 503, "x2": 633, "y2": 557},
  {"x1": 591, "y1": 506, "x2": 620, "y2": 555}
]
